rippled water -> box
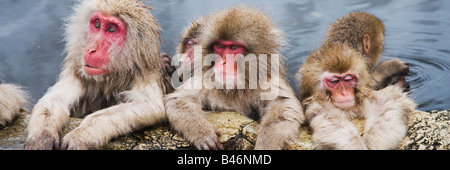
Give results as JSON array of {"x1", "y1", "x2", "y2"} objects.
[{"x1": 0, "y1": 0, "x2": 449, "y2": 111}]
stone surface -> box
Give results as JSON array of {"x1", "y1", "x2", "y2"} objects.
[
  {"x1": 400, "y1": 110, "x2": 449, "y2": 150},
  {"x1": 0, "y1": 110, "x2": 448, "y2": 150},
  {"x1": 0, "y1": 112, "x2": 29, "y2": 150}
]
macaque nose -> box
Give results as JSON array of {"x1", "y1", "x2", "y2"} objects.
[
  {"x1": 87, "y1": 44, "x2": 97, "y2": 54},
  {"x1": 88, "y1": 48, "x2": 96, "y2": 54},
  {"x1": 220, "y1": 55, "x2": 228, "y2": 64},
  {"x1": 340, "y1": 88, "x2": 349, "y2": 96}
]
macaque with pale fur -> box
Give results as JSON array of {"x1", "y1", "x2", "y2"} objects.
[
  {"x1": 0, "y1": 81, "x2": 28, "y2": 129},
  {"x1": 324, "y1": 12, "x2": 410, "y2": 90},
  {"x1": 25, "y1": 0, "x2": 171, "y2": 150},
  {"x1": 298, "y1": 42, "x2": 416, "y2": 150},
  {"x1": 165, "y1": 6, "x2": 304, "y2": 150}
]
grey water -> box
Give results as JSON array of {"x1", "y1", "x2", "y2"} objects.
[{"x1": 0, "y1": 0, "x2": 449, "y2": 111}]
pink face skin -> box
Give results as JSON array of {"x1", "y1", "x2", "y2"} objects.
[
  {"x1": 213, "y1": 40, "x2": 245, "y2": 81},
  {"x1": 179, "y1": 38, "x2": 198, "y2": 68},
  {"x1": 321, "y1": 72, "x2": 358, "y2": 109},
  {"x1": 83, "y1": 12, "x2": 127, "y2": 75}
]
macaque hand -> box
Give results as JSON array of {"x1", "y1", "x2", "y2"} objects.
[
  {"x1": 60, "y1": 127, "x2": 99, "y2": 150},
  {"x1": 25, "y1": 129, "x2": 60, "y2": 150},
  {"x1": 193, "y1": 128, "x2": 223, "y2": 150}
]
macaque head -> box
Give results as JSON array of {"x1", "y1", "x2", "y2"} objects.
[
  {"x1": 325, "y1": 12, "x2": 385, "y2": 71},
  {"x1": 64, "y1": 0, "x2": 161, "y2": 82},
  {"x1": 179, "y1": 38, "x2": 198, "y2": 68},
  {"x1": 198, "y1": 6, "x2": 283, "y2": 85},
  {"x1": 83, "y1": 12, "x2": 127, "y2": 75},
  {"x1": 176, "y1": 17, "x2": 207, "y2": 70},
  {"x1": 299, "y1": 42, "x2": 371, "y2": 110}
]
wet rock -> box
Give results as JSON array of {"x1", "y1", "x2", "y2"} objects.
[
  {"x1": 400, "y1": 110, "x2": 449, "y2": 150},
  {"x1": 106, "y1": 112, "x2": 256, "y2": 150},
  {"x1": 0, "y1": 113, "x2": 29, "y2": 150},
  {"x1": 0, "y1": 110, "x2": 448, "y2": 150}
]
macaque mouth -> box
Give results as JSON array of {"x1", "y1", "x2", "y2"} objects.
[
  {"x1": 84, "y1": 64, "x2": 106, "y2": 75},
  {"x1": 333, "y1": 99, "x2": 355, "y2": 109},
  {"x1": 85, "y1": 64, "x2": 99, "y2": 69}
]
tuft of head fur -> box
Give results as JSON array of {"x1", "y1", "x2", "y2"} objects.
[
  {"x1": 62, "y1": 0, "x2": 169, "y2": 101},
  {"x1": 299, "y1": 42, "x2": 372, "y2": 108},
  {"x1": 324, "y1": 12, "x2": 385, "y2": 70},
  {"x1": 199, "y1": 6, "x2": 284, "y2": 55}
]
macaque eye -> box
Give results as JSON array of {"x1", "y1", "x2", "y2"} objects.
[
  {"x1": 107, "y1": 27, "x2": 116, "y2": 33},
  {"x1": 186, "y1": 39, "x2": 194, "y2": 46},
  {"x1": 230, "y1": 45, "x2": 239, "y2": 50},
  {"x1": 344, "y1": 75, "x2": 353, "y2": 82},
  {"x1": 94, "y1": 20, "x2": 100, "y2": 28},
  {"x1": 328, "y1": 77, "x2": 339, "y2": 84},
  {"x1": 215, "y1": 43, "x2": 225, "y2": 49}
]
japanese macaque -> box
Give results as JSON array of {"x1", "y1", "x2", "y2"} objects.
[
  {"x1": 165, "y1": 6, "x2": 304, "y2": 150},
  {"x1": 0, "y1": 82, "x2": 28, "y2": 129},
  {"x1": 324, "y1": 12, "x2": 410, "y2": 90},
  {"x1": 175, "y1": 16, "x2": 207, "y2": 71},
  {"x1": 25, "y1": 0, "x2": 172, "y2": 150},
  {"x1": 298, "y1": 42, "x2": 416, "y2": 150},
  {"x1": 161, "y1": 15, "x2": 208, "y2": 79}
]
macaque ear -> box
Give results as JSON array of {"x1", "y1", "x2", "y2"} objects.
[{"x1": 363, "y1": 34, "x2": 370, "y2": 54}]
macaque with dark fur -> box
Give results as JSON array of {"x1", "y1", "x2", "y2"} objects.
[
  {"x1": 298, "y1": 42, "x2": 416, "y2": 150},
  {"x1": 324, "y1": 12, "x2": 410, "y2": 90},
  {"x1": 0, "y1": 81, "x2": 28, "y2": 129},
  {"x1": 165, "y1": 6, "x2": 304, "y2": 150},
  {"x1": 25, "y1": 0, "x2": 172, "y2": 150}
]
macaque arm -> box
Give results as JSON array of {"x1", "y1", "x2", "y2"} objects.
[
  {"x1": 371, "y1": 58, "x2": 409, "y2": 90},
  {"x1": 25, "y1": 74, "x2": 84, "y2": 150},
  {"x1": 363, "y1": 109, "x2": 407, "y2": 150},
  {"x1": 363, "y1": 85, "x2": 416, "y2": 149},
  {"x1": 165, "y1": 89, "x2": 223, "y2": 150},
  {"x1": 255, "y1": 80, "x2": 305, "y2": 150},
  {"x1": 60, "y1": 80, "x2": 166, "y2": 150},
  {"x1": 307, "y1": 101, "x2": 367, "y2": 150}
]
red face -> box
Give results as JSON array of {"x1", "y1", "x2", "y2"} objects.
[
  {"x1": 83, "y1": 12, "x2": 127, "y2": 75},
  {"x1": 322, "y1": 72, "x2": 358, "y2": 109},
  {"x1": 179, "y1": 38, "x2": 198, "y2": 68},
  {"x1": 213, "y1": 40, "x2": 245, "y2": 82}
]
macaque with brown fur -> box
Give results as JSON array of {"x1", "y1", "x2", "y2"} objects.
[
  {"x1": 165, "y1": 6, "x2": 304, "y2": 150},
  {"x1": 298, "y1": 42, "x2": 416, "y2": 150},
  {"x1": 0, "y1": 81, "x2": 28, "y2": 129},
  {"x1": 324, "y1": 12, "x2": 410, "y2": 90},
  {"x1": 25, "y1": 0, "x2": 172, "y2": 150},
  {"x1": 161, "y1": 15, "x2": 209, "y2": 78}
]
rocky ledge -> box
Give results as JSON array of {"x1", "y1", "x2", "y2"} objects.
[{"x1": 0, "y1": 110, "x2": 448, "y2": 150}]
